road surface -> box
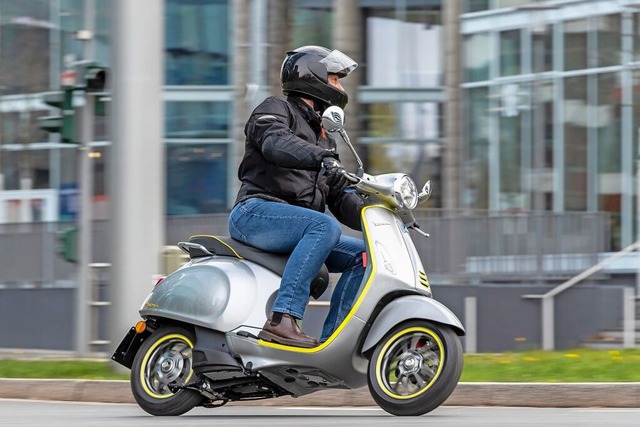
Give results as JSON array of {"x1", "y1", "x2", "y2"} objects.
[{"x1": 1, "y1": 399, "x2": 639, "y2": 426}]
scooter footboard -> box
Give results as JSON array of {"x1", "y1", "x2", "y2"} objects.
[{"x1": 361, "y1": 295, "x2": 466, "y2": 354}]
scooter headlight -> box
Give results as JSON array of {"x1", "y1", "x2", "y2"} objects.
[{"x1": 393, "y1": 175, "x2": 418, "y2": 209}]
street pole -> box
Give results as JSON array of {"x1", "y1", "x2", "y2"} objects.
[
  {"x1": 637, "y1": 129, "x2": 640, "y2": 295},
  {"x1": 76, "y1": 0, "x2": 96, "y2": 358},
  {"x1": 109, "y1": 0, "x2": 165, "y2": 368}
]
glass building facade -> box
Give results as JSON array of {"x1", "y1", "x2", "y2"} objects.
[
  {"x1": 0, "y1": 0, "x2": 444, "y2": 222},
  {"x1": 462, "y1": 0, "x2": 640, "y2": 249}
]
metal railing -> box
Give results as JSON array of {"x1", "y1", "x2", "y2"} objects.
[
  {"x1": 0, "y1": 211, "x2": 612, "y2": 288},
  {"x1": 523, "y1": 240, "x2": 640, "y2": 350}
]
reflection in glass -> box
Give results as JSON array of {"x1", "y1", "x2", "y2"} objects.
[
  {"x1": 166, "y1": 144, "x2": 228, "y2": 215},
  {"x1": 362, "y1": 102, "x2": 441, "y2": 140},
  {"x1": 597, "y1": 73, "x2": 622, "y2": 248},
  {"x1": 500, "y1": 30, "x2": 520, "y2": 77},
  {"x1": 292, "y1": 8, "x2": 332, "y2": 49},
  {"x1": 464, "y1": 0, "x2": 490, "y2": 13},
  {"x1": 165, "y1": 102, "x2": 230, "y2": 139},
  {"x1": 563, "y1": 19, "x2": 588, "y2": 71},
  {"x1": 529, "y1": 24, "x2": 553, "y2": 73},
  {"x1": 563, "y1": 75, "x2": 588, "y2": 210},
  {"x1": 365, "y1": 7, "x2": 442, "y2": 87},
  {"x1": 465, "y1": 87, "x2": 490, "y2": 209},
  {"x1": 464, "y1": 33, "x2": 491, "y2": 82},
  {"x1": 165, "y1": 0, "x2": 229, "y2": 85},
  {"x1": 595, "y1": 15, "x2": 621, "y2": 68},
  {"x1": 499, "y1": 89, "x2": 522, "y2": 211}
]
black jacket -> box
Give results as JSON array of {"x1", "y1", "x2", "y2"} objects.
[{"x1": 235, "y1": 96, "x2": 365, "y2": 231}]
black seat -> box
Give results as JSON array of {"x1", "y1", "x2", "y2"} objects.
[{"x1": 184, "y1": 235, "x2": 329, "y2": 300}]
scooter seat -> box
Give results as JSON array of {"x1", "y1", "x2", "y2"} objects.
[{"x1": 186, "y1": 235, "x2": 329, "y2": 300}]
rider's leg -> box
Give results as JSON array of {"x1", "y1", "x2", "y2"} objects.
[
  {"x1": 320, "y1": 235, "x2": 366, "y2": 342},
  {"x1": 229, "y1": 198, "x2": 342, "y2": 346}
]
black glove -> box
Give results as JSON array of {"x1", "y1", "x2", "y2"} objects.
[{"x1": 321, "y1": 157, "x2": 349, "y2": 191}]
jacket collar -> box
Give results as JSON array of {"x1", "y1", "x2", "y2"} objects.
[{"x1": 287, "y1": 96, "x2": 321, "y2": 123}]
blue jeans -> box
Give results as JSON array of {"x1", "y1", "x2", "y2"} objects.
[{"x1": 228, "y1": 198, "x2": 366, "y2": 342}]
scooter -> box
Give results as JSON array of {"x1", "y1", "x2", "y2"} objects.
[{"x1": 111, "y1": 106, "x2": 465, "y2": 417}]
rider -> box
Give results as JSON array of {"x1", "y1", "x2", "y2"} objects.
[{"x1": 228, "y1": 46, "x2": 367, "y2": 348}]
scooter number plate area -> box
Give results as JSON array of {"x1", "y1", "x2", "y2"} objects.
[{"x1": 111, "y1": 326, "x2": 150, "y2": 369}]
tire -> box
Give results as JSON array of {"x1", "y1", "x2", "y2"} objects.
[
  {"x1": 130, "y1": 325, "x2": 202, "y2": 416},
  {"x1": 367, "y1": 320, "x2": 463, "y2": 416}
]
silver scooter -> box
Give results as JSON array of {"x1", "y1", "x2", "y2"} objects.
[{"x1": 112, "y1": 106, "x2": 465, "y2": 417}]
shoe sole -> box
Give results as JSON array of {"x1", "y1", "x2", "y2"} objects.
[{"x1": 258, "y1": 330, "x2": 317, "y2": 348}]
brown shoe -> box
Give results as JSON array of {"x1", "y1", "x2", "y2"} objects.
[{"x1": 258, "y1": 312, "x2": 318, "y2": 348}]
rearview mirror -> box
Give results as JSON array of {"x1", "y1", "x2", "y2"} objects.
[
  {"x1": 322, "y1": 106, "x2": 345, "y2": 132},
  {"x1": 418, "y1": 180, "x2": 432, "y2": 205}
]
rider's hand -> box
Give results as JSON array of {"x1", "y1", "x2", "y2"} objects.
[{"x1": 321, "y1": 157, "x2": 349, "y2": 191}]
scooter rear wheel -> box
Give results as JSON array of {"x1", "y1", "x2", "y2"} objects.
[
  {"x1": 367, "y1": 320, "x2": 463, "y2": 416},
  {"x1": 130, "y1": 325, "x2": 202, "y2": 416}
]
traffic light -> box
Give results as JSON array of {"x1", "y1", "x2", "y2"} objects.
[
  {"x1": 57, "y1": 227, "x2": 78, "y2": 263},
  {"x1": 38, "y1": 90, "x2": 75, "y2": 143},
  {"x1": 74, "y1": 61, "x2": 108, "y2": 93}
]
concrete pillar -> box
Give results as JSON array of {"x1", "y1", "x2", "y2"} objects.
[
  {"x1": 333, "y1": 0, "x2": 362, "y2": 173},
  {"x1": 230, "y1": 1, "x2": 251, "y2": 205},
  {"x1": 443, "y1": 0, "x2": 462, "y2": 211},
  {"x1": 443, "y1": 1, "x2": 465, "y2": 284},
  {"x1": 267, "y1": 0, "x2": 291, "y2": 96},
  {"x1": 109, "y1": 0, "x2": 165, "y2": 359}
]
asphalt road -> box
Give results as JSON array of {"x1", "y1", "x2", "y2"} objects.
[{"x1": 2, "y1": 399, "x2": 640, "y2": 427}]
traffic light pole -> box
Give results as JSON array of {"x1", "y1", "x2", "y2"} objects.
[
  {"x1": 76, "y1": 0, "x2": 96, "y2": 358},
  {"x1": 76, "y1": 93, "x2": 94, "y2": 358}
]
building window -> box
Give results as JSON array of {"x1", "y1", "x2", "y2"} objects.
[
  {"x1": 563, "y1": 75, "x2": 588, "y2": 211},
  {"x1": 563, "y1": 19, "x2": 588, "y2": 71},
  {"x1": 464, "y1": 32, "x2": 491, "y2": 82},
  {"x1": 365, "y1": 7, "x2": 442, "y2": 87},
  {"x1": 465, "y1": 87, "x2": 490, "y2": 210},
  {"x1": 361, "y1": 102, "x2": 441, "y2": 140},
  {"x1": 291, "y1": 8, "x2": 333, "y2": 48},
  {"x1": 166, "y1": 144, "x2": 228, "y2": 215},
  {"x1": 464, "y1": 0, "x2": 490, "y2": 13},
  {"x1": 595, "y1": 14, "x2": 621, "y2": 68},
  {"x1": 499, "y1": 29, "x2": 520, "y2": 77},
  {"x1": 165, "y1": 0, "x2": 230, "y2": 85},
  {"x1": 165, "y1": 101, "x2": 230, "y2": 139}
]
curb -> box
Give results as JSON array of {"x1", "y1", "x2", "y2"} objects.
[{"x1": 1, "y1": 379, "x2": 640, "y2": 407}]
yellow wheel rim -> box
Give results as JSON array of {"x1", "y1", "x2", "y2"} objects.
[
  {"x1": 375, "y1": 326, "x2": 445, "y2": 399},
  {"x1": 139, "y1": 333, "x2": 194, "y2": 399}
]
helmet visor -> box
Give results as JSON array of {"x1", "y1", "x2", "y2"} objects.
[{"x1": 320, "y1": 49, "x2": 358, "y2": 78}]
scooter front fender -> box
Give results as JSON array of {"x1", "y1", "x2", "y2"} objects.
[{"x1": 361, "y1": 295, "x2": 465, "y2": 354}]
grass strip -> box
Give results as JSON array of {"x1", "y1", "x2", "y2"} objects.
[{"x1": 1, "y1": 349, "x2": 640, "y2": 382}]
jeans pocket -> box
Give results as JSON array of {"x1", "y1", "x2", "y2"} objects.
[{"x1": 228, "y1": 205, "x2": 248, "y2": 243}]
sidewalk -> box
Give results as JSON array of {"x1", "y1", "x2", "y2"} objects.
[
  {"x1": 2, "y1": 349, "x2": 640, "y2": 408},
  {"x1": 2, "y1": 378, "x2": 640, "y2": 407}
]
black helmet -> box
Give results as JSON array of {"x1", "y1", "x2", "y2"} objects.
[{"x1": 280, "y1": 45, "x2": 358, "y2": 110}]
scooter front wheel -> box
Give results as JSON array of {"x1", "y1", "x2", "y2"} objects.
[
  {"x1": 130, "y1": 325, "x2": 202, "y2": 416},
  {"x1": 367, "y1": 320, "x2": 463, "y2": 416}
]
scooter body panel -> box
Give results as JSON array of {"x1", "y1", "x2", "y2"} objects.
[
  {"x1": 361, "y1": 294, "x2": 466, "y2": 354},
  {"x1": 140, "y1": 256, "x2": 280, "y2": 331}
]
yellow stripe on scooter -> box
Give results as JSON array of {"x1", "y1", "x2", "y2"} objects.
[{"x1": 258, "y1": 205, "x2": 382, "y2": 353}]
